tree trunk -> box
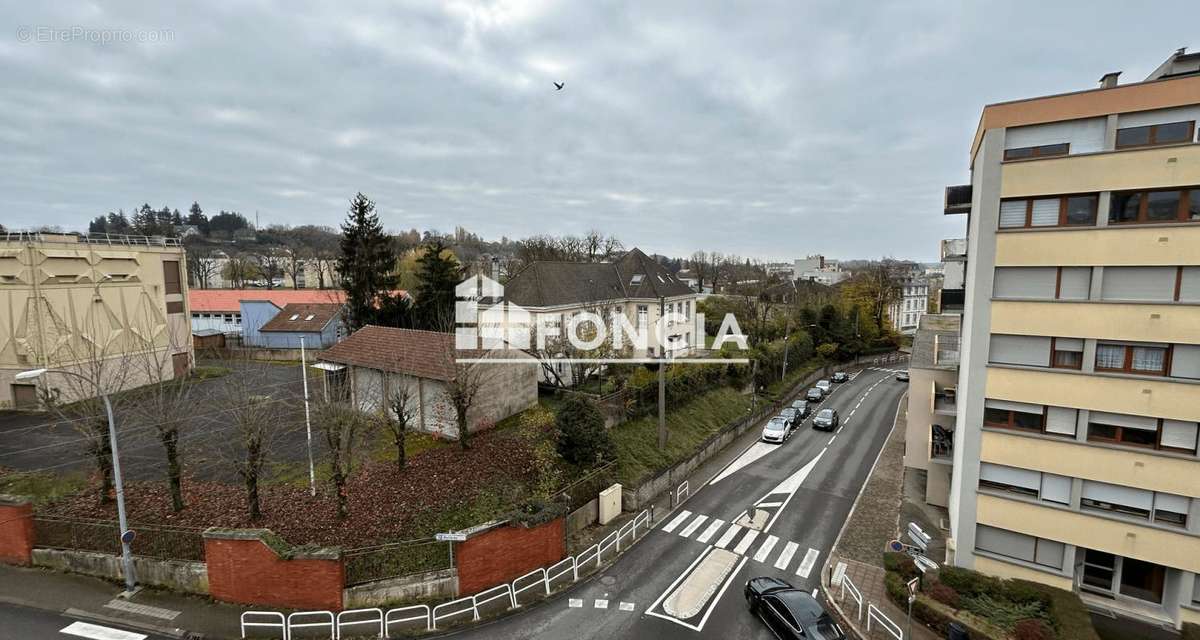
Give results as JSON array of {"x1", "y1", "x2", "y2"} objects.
[
  {"x1": 92, "y1": 431, "x2": 114, "y2": 505},
  {"x1": 333, "y1": 467, "x2": 347, "y2": 520},
  {"x1": 246, "y1": 439, "x2": 262, "y2": 521},
  {"x1": 395, "y1": 433, "x2": 406, "y2": 471},
  {"x1": 162, "y1": 429, "x2": 184, "y2": 512},
  {"x1": 457, "y1": 412, "x2": 471, "y2": 450}
]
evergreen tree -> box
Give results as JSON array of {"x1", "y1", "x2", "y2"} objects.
[
  {"x1": 106, "y1": 210, "x2": 131, "y2": 234},
  {"x1": 555, "y1": 395, "x2": 614, "y2": 467},
  {"x1": 186, "y1": 202, "x2": 209, "y2": 234},
  {"x1": 414, "y1": 239, "x2": 462, "y2": 331},
  {"x1": 88, "y1": 215, "x2": 108, "y2": 233},
  {"x1": 336, "y1": 193, "x2": 396, "y2": 332},
  {"x1": 171, "y1": 208, "x2": 184, "y2": 226}
]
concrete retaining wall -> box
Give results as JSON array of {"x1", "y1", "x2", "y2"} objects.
[
  {"x1": 343, "y1": 568, "x2": 458, "y2": 608},
  {"x1": 32, "y1": 548, "x2": 209, "y2": 595},
  {"x1": 566, "y1": 499, "x2": 599, "y2": 536}
]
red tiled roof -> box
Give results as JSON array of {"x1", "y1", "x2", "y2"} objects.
[
  {"x1": 259, "y1": 303, "x2": 343, "y2": 333},
  {"x1": 319, "y1": 325, "x2": 484, "y2": 381},
  {"x1": 189, "y1": 289, "x2": 346, "y2": 312}
]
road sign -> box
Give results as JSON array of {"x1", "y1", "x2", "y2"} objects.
[
  {"x1": 906, "y1": 577, "x2": 920, "y2": 596},
  {"x1": 121, "y1": 529, "x2": 136, "y2": 545},
  {"x1": 888, "y1": 539, "x2": 904, "y2": 552},
  {"x1": 435, "y1": 532, "x2": 467, "y2": 542}
]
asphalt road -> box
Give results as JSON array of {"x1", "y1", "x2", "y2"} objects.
[
  {"x1": 452, "y1": 363, "x2": 908, "y2": 640},
  {"x1": 0, "y1": 603, "x2": 172, "y2": 640}
]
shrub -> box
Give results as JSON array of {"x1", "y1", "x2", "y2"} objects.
[
  {"x1": 1031, "y1": 583, "x2": 1101, "y2": 640},
  {"x1": 927, "y1": 582, "x2": 960, "y2": 609},
  {"x1": 555, "y1": 395, "x2": 614, "y2": 466},
  {"x1": 1013, "y1": 618, "x2": 1054, "y2": 640},
  {"x1": 883, "y1": 551, "x2": 918, "y2": 580},
  {"x1": 960, "y1": 593, "x2": 1047, "y2": 631}
]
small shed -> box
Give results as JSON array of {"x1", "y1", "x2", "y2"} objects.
[
  {"x1": 247, "y1": 302, "x2": 345, "y2": 349},
  {"x1": 192, "y1": 328, "x2": 226, "y2": 352}
]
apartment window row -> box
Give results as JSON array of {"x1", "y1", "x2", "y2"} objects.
[
  {"x1": 979, "y1": 462, "x2": 1070, "y2": 505},
  {"x1": 997, "y1": 186, "x2": 1200, "y2": 231},
  {"x1": 1115, "y1": 120, "x2": 1196, "y2": 150},
  {"x1": 1003, "y1": 142, "x2": 1070, "y2": 162},
  {"x1": 975, "y1": 524, "x2": 1064, "y2": 570},
  {"x1": 988, "y1": 334, "x2": 1200, "y2": 379},
  {"x1": 999, "y1": 194, "x2": 1098, "y2": 229},
  {"x1": 981, "y1": 399, "x2": 1200, "y2": 455},
  {"x1": 191, "y1": 312, "x2": 241, "y2": 324},
  {"x1": 1110, "y1": 187, "x2": 1200, "y2": 225},
  {"x1": 992, "y1": 266, "x2": 1200, "y2": 303},
  {"x1": 1080, "y1": 478, "x2": 1190, "y2": 528}
]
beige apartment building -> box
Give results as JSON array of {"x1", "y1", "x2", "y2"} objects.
[
  {"x1": 940, "y1": 49, "x2": 1200, "y2": 629},
  {"x1": 0, "y1": 232, "x2": 194, "y2": 409}
]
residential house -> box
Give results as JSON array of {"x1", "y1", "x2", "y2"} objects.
[
  {"x1": 317, "y1": 325, "x2": 537, "y2": 439},
  {"x1": 888, "y1": 275, "x2": 930, "y2": 335},
  {"x1": 243, "y1": 302, "x2": 344, "y2": 349},
  {"x1": 793, "y1": 255, "x2": 850, "y2": 285}
]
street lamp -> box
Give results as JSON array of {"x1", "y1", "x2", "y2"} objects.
[{"x1": 16, "y1": 367, "x2": 137, "y2": 594}]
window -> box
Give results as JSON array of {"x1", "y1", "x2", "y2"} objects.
[
  {"x1": 289, "y1": 314, "x2": 300, "y2": 321},
  {"x1": 1115, "y1": 121, "x2": 1195, "y2": 149},
  {"x1": 1004, "y1": 143, "x2": 1070, "y2": 161},
  {"x1": 984, "y1": 400, "x2": 1044, "y2": 433},
  {"x1": 1161, "y1": 419, "x2": 1199, "y2": 453},
  {"x1": 989, "y1": 334, "x2": 1051, "y2": 367},
  {"x1": 1044, "y1": 406, "x2": 1078, "y2": 437},
  {"x1": 1050, "y1": 338, "x2": 1083, "y2": 369},
  {"x1": 979, "y1": 463, "x2": 1040, "y2": 498},
  {"x1": 975, "y1": 525, "x2": 1063, "y2": 569},
  {"x1": 162, "y1": 260, "x2": 182, "y2": 295},
  {"x1": 999, "y1": 194, "x2": 1098, "y2": 229},
  {"x1": 1086, "y1": 412, "x2": 1191, "y2": 451},
  {"x1": 1099, "y1": 267, "x2": 1179, "y2": 302},
  {"x1": 1094, "y1": 343, "x2": 1170, "y2": 376},
  {"x1": 1109, "y1": 187, "x2": 1200, "y2": 225},
  {"x1": 1153, "y1": 493, "x2": 1190, "y2": 527},
  {"x1": 1082, "y1": 480, "x2": 1151, "y2": 519},
  {"x1": 166, "y1": 300, "x2": 184, "y2": 314},
  {"x1": 630, "y1": 274, "x2": 644, "y2": 285}
]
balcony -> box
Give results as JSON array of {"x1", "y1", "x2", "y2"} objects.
[
  {"x1": 940, "y1": 288, "x2": 964, "y2": 313},
  {"x1": 940, "y1": 238, "x2": 967, "y2": 261},
  {"x1": 933, "y1": 335, "x2": 959, "y2": 367},
  {"x1": 944, "y1": 184, "x2": 972, "y2": 215},
  {"x1": 931, "y1": 424, "x2": 954, "y2": 462},
  {"x1": 934, "y1": 385, "x2": 957, "y2": 415}
]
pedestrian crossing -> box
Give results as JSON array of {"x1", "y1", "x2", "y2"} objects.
[{"x1": 658, "y1": 511, "x2": 822, "y2": 578}]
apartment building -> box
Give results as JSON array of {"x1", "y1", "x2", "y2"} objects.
[
  {"x1": 888, "y1": 275, "x2": 930, "y2": 334},
  {"x1": 942, "y1": 49, "x2": 1200, "y2": 629},
  {"x1": 0, "y1": 232, "x2": 193, "y2": 409}
]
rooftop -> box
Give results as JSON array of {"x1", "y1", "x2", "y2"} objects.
[
  {"x1": 189, "y1": 288, "x2": 346, "y2": 312},
  {"x1": 258, "y1": 303, "x2": 342, "y2": 333},
  {"x1": 319, "y1": 325, "x2": 483, "y2": 381},
  {"x1": 503, "y1": 247, "x2": 694, "y2": 307},
  {"x1": 910, "y1": 314, "x2": 961, "y2": 371}
]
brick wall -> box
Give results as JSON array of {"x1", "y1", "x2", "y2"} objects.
[
  {"x1": 0, "y1": 497, "x2": 34, "y2": 566},
  {"x1": 203, "y1": 529, "x2": 344, "y2": 611},
  {"x1": 456, "y1": 518, "x2": 564, "y2": 596}
]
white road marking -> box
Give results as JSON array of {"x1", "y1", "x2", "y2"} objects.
[
  {"x1": 662, "y1": 509, "x2": 692, "y2": 533},
  {"x1": 59, "y1": 622, "x2": 147, "y2": 640},
  {"x1": 568, "y1": 598, "x2": 583, "y2": 608},
  {"x1": 827, "y1": 435, "x2": 836, "y2": 445},
  {"x1": 775, "y1": 541, "x2": 800, "y2": 570},
  {"x1": 714, "y1": 524, "x2": 742, "y2": 549},
  {"x1": 752, "y1": 535, "x2": 779, "y2": 563},
  {"x1": 796, "y1": 548, "x2": 820, "y2": 578},
  {"x1": 733, "y1": 529, "x2": 759, "y2": 555},
  {"x1": 619, "y1": 601, "x2": 635, "y2": 611},
  {"x1": 755, "y1": 501, "x2": 783, "y2": 508},
  {"x1": 696, "y1": 518, "x2": 725, "y2": 544},
  {"x1": 709, "y1": 441, "x2": 779, "y2": 485},
  {"x1": 679, "y1": 514, "x2": 708, "y2": 538},
  {"x1": 595, "y1": 599, "x2": 609, "y2": 609}
]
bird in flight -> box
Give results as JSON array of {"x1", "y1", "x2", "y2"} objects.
[{"x1": 553, "y1": 82, "x2": 564, "y2": 91}]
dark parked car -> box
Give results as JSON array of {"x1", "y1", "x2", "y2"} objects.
[
  {"x1": 831, "y1": 371, "x2": 849, "y2": 383},
  {"x1": 895, "y1": 370, "x2": 910, "y2": 382},
  {"x1": 790, "y1": 399, "x2": 810, "y2": 418},
  {"x1": 806, "y1": 387, "x2": 824, "y2": 402},
  {"x1": 813, "y1": 408, "x2": 839, "y2": 431},
  {"x1": 780, "y1": 407, "x2": 800, "y2": 424},
  {"x1": 745, "y1": 577, "x2": 846, "y2": 639}
]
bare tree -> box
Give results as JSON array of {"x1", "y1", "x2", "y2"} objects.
[
  {"x1": 313, "y1": 400, "x2": 370, "y2": 519},
  {"x1": 222, "y1": 362, "x2": 282, "y2": 521},
  {"x1": 127, "y1": 321, "x2": 195, "y2": 512},
  {"x1": 184, "y1": 241, "x2": 221, "y2": 289},
  {"x1": 383, "y1": 377, "x2": 417, "y2": 471},
  {"x1": 221, "y1": 253, "x2": 260, "y2": 288},
  {"x1": 251, "y1": 246, "x2": 288, "y2": 289}
]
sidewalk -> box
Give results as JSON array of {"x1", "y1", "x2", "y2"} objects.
[
  {"x1": 824, "y1": 393, "x2": 940, "y2": 640},
  {"x1": 0, "y1": 563, "x2": 244, "y2": 639}
]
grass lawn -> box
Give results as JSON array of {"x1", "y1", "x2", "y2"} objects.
[
  {"x1": 610, "y1": 386, "x2": 752, "y2": 486},
  {"x1": 0, "y1": 468, "x2": 89, "y2": 506}
]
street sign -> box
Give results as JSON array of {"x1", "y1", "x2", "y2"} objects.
[
  {"x1": 906, "y1": 577, "x2": 920, "y2": 596},
  {"x1": 121, "y1": 529, "x2": 136, "y2": 545},
  {"x1": 888, "y1": 539, "x2": 904, "y2": 552},
  {"x1": 435, "y1": 532, "x2": 467, "y2": 542}
]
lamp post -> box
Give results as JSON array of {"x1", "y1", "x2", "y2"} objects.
[{"x1": 16, "y1": 367, "x2": 137, "y2": 594}]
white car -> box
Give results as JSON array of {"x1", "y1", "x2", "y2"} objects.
[
  {"x1": 761, "y1": 417, "x2": 792, "y2": 444},
  {"x1": 816, "y1": 379, "x2": 832, "y2": 394}
]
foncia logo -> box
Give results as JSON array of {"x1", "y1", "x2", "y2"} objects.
[{"x1": 454, "y1": 274, "x2": 748, "y2": 364}]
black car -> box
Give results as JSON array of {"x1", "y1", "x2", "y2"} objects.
[
  {"x1": 790, "y1": 399, "x2": 810, "y2": 418},
  {"x1": 745, "y1": 577, "x2": 846, "y2": 639},
  {"x1": 812, "y1": 408, "x2": 839, "y2": 431},
  {"x1": 831, "y1": 371, "x2": 849, "y2": 383},
  {"x1": 805, "y1": 387, "x2": 823, "y2": 402}
]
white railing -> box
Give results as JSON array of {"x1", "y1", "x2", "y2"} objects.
[
  {"x1": 241, "y1": 508, "x2": 654, "y2": 639},
  {"x1": 241, "y1": 611, "x2": 288, "y2": 640},
  {"x1": 675, "y1": 480, "x2": 690, "y2": 505},
  {"x1": 840, "y1": 573, "x2": 863, "y2": 622},
  {"x1": 867, "y1": 603, "x2": 903, "y2": 640}
]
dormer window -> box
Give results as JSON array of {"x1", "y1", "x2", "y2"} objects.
[
  {"x1": 289, "y1": 314, "x2": 300, "y2": 320},
  {"x1": 305, "y1": 314, "x2": 315, "y2": 321},
  {"x1": 630, "y1": 274, "x2": 644, "y2": 285}
]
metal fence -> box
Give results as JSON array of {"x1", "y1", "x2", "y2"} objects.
[
  {"x1": 32, "y1": 515, "x2": 206, "y2": 561},
  {"x1": 343, "y1": 538, "x2": 453, "y2": 586},
  {"x1": 551, "y1": 460, "x2": 616, "y2": 512}
]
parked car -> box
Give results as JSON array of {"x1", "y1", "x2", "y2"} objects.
[
  {"x1": 745, "y1": 577, "x2": 847, "y2": 640},
  {"x1": 831, "y1": 371, "x2": 849, "y2": 383},
  {"x1": 806, "y1": 387, "x2": 823, "y2": 402},
  {"x1": 813, "y1": 408, "x2": 839, "y2": 431},
  {"x1": 816, "y1": 379, "x2": 832, "y2": 394},
  {"x1": 790, "y1": 399, "x2": 809, "y2": 418},
  {"x1": 895, "y1": 370, "x2": 910, "y2": 382},
  {"x1": 762, "y1": 416, "x2": 793, "y2": 443},
  {"x1": 780, "y1": 407, "x2": 800, "y2": 424}
]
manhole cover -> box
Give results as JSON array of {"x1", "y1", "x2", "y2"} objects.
[{"x1": 600, "y1": 575, "x2": 617, "y2": 586}]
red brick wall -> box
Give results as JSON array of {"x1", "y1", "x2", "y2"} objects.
[
  {"x1": 204, "y1": 533, "x2": 344, "y2": 611},
  {"x1": 456, "y1": 518, "x2": 565, "y2": 596},
  {"x1": 0, "y1": 500, "x2": 34, "y2": 566}
]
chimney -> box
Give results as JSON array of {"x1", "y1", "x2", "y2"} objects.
[
  {"x1": 1099, "y1": 71, "x2": 1121, "y2": 88},
  {"x1": 490, "y1": 257, "x2": 502, "y2": 303}
]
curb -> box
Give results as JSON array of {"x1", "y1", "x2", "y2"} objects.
[{"x1": 0, "y1": 593, "x2": 199, "y2": 640}]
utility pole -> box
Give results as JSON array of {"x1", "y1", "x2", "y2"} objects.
[
  {"x1": 657, "y1": 296, "x2": 667, "y2": 450},
  {"x1": 781, "y1": 316, "x2": 791, "y2": 382},
  {"x1": 300, "y1": 337, "x2": 316, "y2": 497}
]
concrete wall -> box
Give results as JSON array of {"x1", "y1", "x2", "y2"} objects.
[
  {"x1": 343, "y1": 569, "x2": 458, "y2": 608},
  {"x1": 203, "y1": 529, "x2": 344, "y2": 611},
  {"x1": 566, "y1": 499, "x2": 599, "y2": 536},
  {"x1": 32, "y1": 548, "x2": 208, "y2": 595},
  {"x1": 456, "y1": 519, "x2": 564, "y2": 597}
]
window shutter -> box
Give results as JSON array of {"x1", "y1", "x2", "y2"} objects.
[
  {"x1": 1044, "y1": 407, "x2": 1078, "y2": 435},
  {"x1": 989, "y1": 335, "x2": 1051, "y2": 366},
  {"x1": 1101, "y1": 267, "x2": 1177, "y2": 302},
  {"x1": 1054, "y1": 338, "x2": 1083, "y2": 351},
  {"x1": 1082, "y1": 480, "x2": 1153, "y2": 511},
  {"x1": 993, "y1": 267, "x2": 1057, "y2": 299},
  {"x1": 999, "y1": 200, "x2": 1027, "y2": 228},
  {"x1": 1180, "y1": 267, "x2": 1200, "y2": 303},
  {"x1": 1030, "y1": 199, "x2": 1060, "y2": 226},
  {"x1": 1058, "y1": 268, "x2": 1092, "y2": 300},
  {"x1": 1161, "y1": 420, "x2": 1198, "y2": 450},
  {"x1": 980, "y1": 463, "x2": 1041, "y2": 491},
  {"x1": 1153, "y1": 492, "x2": 1190, "y2": 515},
  {"x1": 1089, "y1": 411, "x2": 1157, "y2": 431},
  {"x1": 975, "y1": 525, "x2": 1037, "y2": 563},
  {"x1": 1170, "y1": 345, "x2": 1200, "y2": 379},
  {"x1": 985, "y1": 399, "x2": 1043, "y2": 414},
  {"x1": 1034, "y1": 539, "x2": 1065, "y2": 569},
  {"x1": 1040, "y1": 474, "x2": 1072, "y2": 504}
]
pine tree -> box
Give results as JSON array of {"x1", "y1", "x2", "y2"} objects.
[
  {"x1": 336, "y1": 193, "x2": 397, "y2": 332},
  {"x1": 414, "y1": 239, "x2": 462, "y2": 331}
]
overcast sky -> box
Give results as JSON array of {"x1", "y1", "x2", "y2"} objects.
[{"x1": 2, "y1": 1, "x2": 1196, "y2": 261}]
